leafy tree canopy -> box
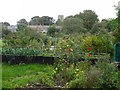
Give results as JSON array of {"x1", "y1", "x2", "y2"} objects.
[
  {"x1": 75, "y1": 10, "x2": 99, "y2": 31},
  {"x1": 17, "y1": 19, "x2": 28, "y2": 30},
  {"x1": 29, "y1": 16, "x2": 54, "y2": 25},
  {"x1": 63, "y1": 17, "x2": 86, "y2": 34}
]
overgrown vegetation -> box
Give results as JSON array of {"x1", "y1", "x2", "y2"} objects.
[
  {"x1": 1, "y1": 6, "x2": 120, "y2": 89},
  {"x1": 2, "y1": 61, "x2": 120, "y2": 89}
]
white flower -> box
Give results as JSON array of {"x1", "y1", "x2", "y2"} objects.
[
  {"x1": 67, "y1": 45, "x2": 69, "y2": 47},
  {"x1": 76, "y1": 69, "x2": 79, "y2": 71}
]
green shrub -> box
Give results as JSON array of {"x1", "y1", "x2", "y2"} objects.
[
  {"x1": 96, "y1": 62, "x2": 119, "y2": 88},
  {"x1": 81, "y1": 35, "x2": 113, "y2": 58}
]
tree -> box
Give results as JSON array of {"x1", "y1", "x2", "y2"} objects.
[
  {"x1": 3, "y1": 22, "x2": 10, "y2": 26},
  {"x1": 2, "y1": 29, "x2": 11, "y2": 38},
  {"x1": 108, "y1": 18, "x2": 118, "y2": 32},
  {"x1": 0, "y1": 22, "x2": 11, "y2": 38},
  {"x1": 17, "y1": 19, "x2": 28, "y2": 30},
  {"x1": 29, "y1": 16, "x2": 40, "y2": 25},
  {"x1": 100, "y1": 19, "x2": 108, "y2": 29},
  {"x1": 40, "y1": 16, "x2": 54, "y2": 25},
  {"x1": 75, "y1": 10, "x2": 99, "y2": 31},
  {"x1": 63, "y1": 17, "x2": 86, "y2": 34},
  {"x1": 98, "y1": 19, "x2": 110, "y2": 34},
  {"x1": 115, "y1": 8, "x2": 120, "y2": 42},
  {"x1": 112, "y1": 5, "x2": 120, "y2": 43},
  {"x1": 91, "y1": 22, "x2": 100, "y2": 34},
  {"x1": 29, "y1": 16, "x2": 54, "y2": 25},
  {"x1": 47, "y1": 26, "x2": 59, "y2": 37},
  {"x1": 55, "y1": 19, "x2": 63, "y2": 26}
]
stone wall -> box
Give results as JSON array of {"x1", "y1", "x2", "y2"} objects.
[{"x1": 28, "y1": 25, "x2": 62, "y2": 33}]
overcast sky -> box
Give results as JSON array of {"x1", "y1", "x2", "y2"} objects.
[{"x1": 0, "y1": 0, "x2": 119, "y2": 25}]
